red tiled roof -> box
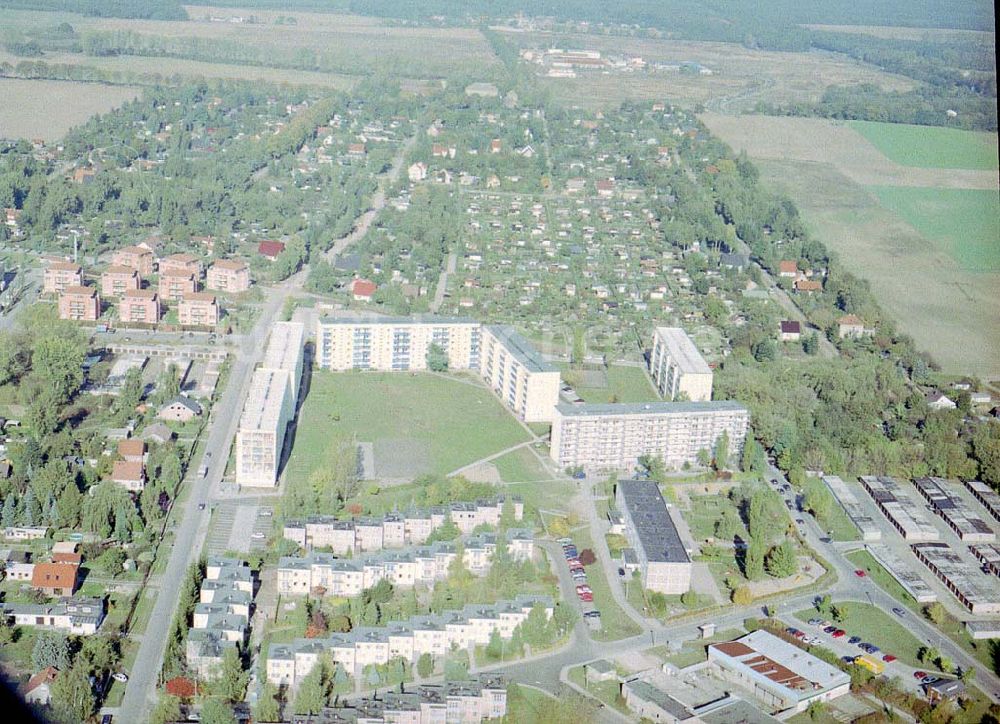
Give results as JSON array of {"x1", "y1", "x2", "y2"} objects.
[
  {"x1": 52, "y1": 552, "x2": 82, "y2": 565},
  {"x1": 112, "y1": 460, "x2": 144, "y2": 482},
  {"x1": 258, "y1": 240, "x2": 286, "y2": 258},
  {"x1": 118, "y1": 439, "x2": 145, "y2": 458},
  {"x1": 31, "y1": 562, "x2": 78, "y2": 590},
  {"x1": 778, "y1": 260, "x2": 798, "y2": 274},
  {"x1": 22, "y1": 667, "x2": 58, "y2": 695},
  {"x1": 351, "y1": 279, "x2": 377, "y2": 297}
]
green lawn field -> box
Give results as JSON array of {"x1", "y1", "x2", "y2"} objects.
[
  {"x1": 561, "y1": 364, "x2": 657, "y2": 404},
  {"x1": 286, "y1": 371, "x2": 531, "y2": 481},
  {"x1": 851, "y1": 121, "x2": 999, "y2": 171},
  {"x1": 868, "y1": 186, "x2": 1000, "y2": 272}
]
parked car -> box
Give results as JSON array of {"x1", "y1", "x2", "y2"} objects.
[
  {"x1": 832, "y1": 630, "x2": 846, "y2": 638},
  {"x1": 785, "y1": 627, "x2": 798, "y2": 635},
  {"x1": 808, "y1": 618, "x2": 821, "y2": 626},
  {"x1": 566, "y1": 557, "x2": 581, "y2": 567},
  {"x1": 823, "y1": 626, "x2": 837, "y2": 634},
  {"x1": 882, "y1": 654, "x2": 897, "y2": 663},
  {"x1": 892, "y1": 608, "x2": 906, "y2": 617},
  {"x1": 921, "y1": 676, "x2": 939, "y2": 685},
  {"x1": 913, "y1": 671, "x2": 927, "y2": 680},
  {"x1": 111, "y1": 672, "x2": 128, "y2": 683},
  {"x1": 854, "y1": 569, "x2": 867, "y2": 578},
  {"x1": 849, "y1": 636, "x2": 862, "y2": 645},
  {"x1": 820, "y1": 620, "x2": 832, "y2": 628},
  {"x1": 557, "y1": 538, "x2": 572, "y2": 545},
  {"x1": 583, "y1": 610, "x2": 601, "y2": 619}
]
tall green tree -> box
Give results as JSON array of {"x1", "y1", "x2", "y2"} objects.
[{"x1": 49, "y1": 663, "x2": 96, "y2": 724}]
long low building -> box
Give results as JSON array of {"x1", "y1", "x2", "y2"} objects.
[
  {"x1": 965, "y1": 480, "x2": 1000, "y2": 524},
  {"x1": 283, "y1": 497, "x2": 523, "y2": 552},
  {"x1": 866, "y1": 545, "x2": 937, "y2": 603},
  {"x1": 821, "y1": 475, "x2": 881, "y2": 541},
  {"x1": 616, "y1": 479, "x2": 691, "y2": 594},
  {"x1": 289, "y1": 675, "x2": 508, "y2": 723},
  {"x1": 860, "y1": 476, "x2": 940, "y2": 541},
  {"x1": 0, "y1": 597, "x2": 104, "y2": 635},
  {"x1": 707, "y1": 630, "x2": 851, "y2": 714},
  {"x1": 550, "y1": 401, "x2": 749, "y2": 471},
  {"x1": 971, "y1": 543, "x2": 1000, "y2": 577},
  {"x1": 267, "y1": 595, "x2": 553, "y2": 688},
  {"x1": 911, "y1": 543, "x2": 1000, "y2": 615},
  {"x1": 277, "y1": 530, "x2": 534, "y2": 596},
  {"x1": 913, "y1": 477, "x2": 995, "y2": 543}
]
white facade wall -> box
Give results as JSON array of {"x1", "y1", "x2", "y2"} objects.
[{"x1": 650, "y1": 327, "x2": 714, "y2": 401}]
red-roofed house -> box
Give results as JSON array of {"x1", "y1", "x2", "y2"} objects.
[
  {"x1": 794, "y1": 278, "x2": 822, "y2": 293},
  {"x1": 118, "y1": 438, "x2": 146, "y2": 463},
  {"x1": 52, "y1": 551, "x2": 83, "y2": 566},
  {"x1": 350, "y1": 279, "x2": 377, "y2": 302},
  {"x1": 780, "y1": 320, "x2": 801, "y2": 341},
  {"x1": 596, "y1": 179, "x2": 614, "y2": 197},
  {"x1": 258, "y1": 240, "x2": 286, "y2": 259},
  {"x1": 112, "y1": 460, "x2": 145, "y2": 492},
  {"x1": 838, "y1": 315, "x2": 866, "y2": 339},
  {"x1": 21, "y1": 667, "x2": 59, "y2": 705},
  {"x1": 778, "y1": 260, "x2": 799, "y2": 278},
  {"x1": 31, "y1": 562, "x2": 78, "y2": 597}
]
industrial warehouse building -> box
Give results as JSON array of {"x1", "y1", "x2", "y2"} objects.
[
  {"x1": 615, "y1": 479, "x2": 691, "y2": 594},
  {"x1": 550, "y1": 401, "x2": 748, "y2": 471},
  {"x1": 649, "y1": 327, "x2": 713, "y2": 402},
  {"x1": 235, "y1": 322, "x2": 305, "y2": 486}
]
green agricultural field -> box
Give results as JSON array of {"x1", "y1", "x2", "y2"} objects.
[
  {"x1": 868, "y1": 186, "x2": 1000, "y2": 272},
  {"x1": 285, "y1": 371, "x2": 531, "y2": 482},
  {"x1": 851, "y1": 121, "x2": 999, "y2": 171},
  {"x1": 794, "y1": 602, "x2": 923, "y2": 666}
]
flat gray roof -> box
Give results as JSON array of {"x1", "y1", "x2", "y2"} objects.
[
  {"x1": 618, "y1": 480, "x2": 689, "y2": 564},
  {"x1": 556, "y1": 400, "x2": 746, "y2": 417},
  {"x1": 319, "y1": 313, "x2": 478, "y2": 326},
  {"x1": 655, "y1": 327, "x2": 712, "y2": 374},
  {"x1": 485, "y1": 325, "x2": 556, "y2": 373}
]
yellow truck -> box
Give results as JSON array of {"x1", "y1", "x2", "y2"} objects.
[{"x1": 854, "y1": 655, "x2": 885, "y2": 675}]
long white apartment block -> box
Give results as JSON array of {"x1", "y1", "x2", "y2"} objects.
[
  {"x1": 550, "y1": 401, "x2": 749, "y2": 471},
  {"x1": 860, "y1": 476, "x2": 940, "y2": 541},
  {"x1": 316, "y1": 314, "x2": 481, "y2": 372},
  {"x1": 478, "y1": 325, "x2": 560, "y2": 422},
  {"x1": 235, "y1": 322, "x2": 305, "y2": 487},
  {"x1": 650, "y1": 327, "x2": 713, "y2": 401},
  {"x1": 821, "y1": 475, "x2": 881, "y2": 541}
]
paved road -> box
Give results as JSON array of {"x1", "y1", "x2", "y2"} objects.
[
  {"x1": 117, "y1": 277, "x2": 300, "y2": 721},
  {"x1": 429, "y1": 251, "x2": 456, "y2": 313}
]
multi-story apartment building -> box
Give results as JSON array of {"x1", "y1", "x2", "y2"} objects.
[
  {"x1": 120, "y1": 288, "x2": 160, "y2": 325},
  {"x1": 277, "y1": 530, "x2": 534, "y2": 597},
  {"x1": 267, "y1": 595, "x2": 552, "y2": 687},
  {"x1": 235, "y1": 323, "x2": 305, "y2": 486},
  {"x1": 316, "y1": 315, "x2": 481, "y2": 372},
  {"x1": 44, "y1": 261, "x2": 83, "y2": 294},
  {"x1": 649, "y1": 327, "x2": 713, "y2": 401},
  {"x1": 178, "y1": 292, "x2": 220, "y2": 327},
  {"x1": 283, "y1": 497, "x2": 524, "y2": 552},
  {"x1": 100, "y1": 265, "x2": 141, "y2": 299},
  {"x1": 159, "y1": 252, "x2": 202, "y2": 277},
  {"x1": 206, "y1": 258, "x2": 251, "y2": 293},
  {"x1": 550, "y1": 401, "x2": 749, "y2": 471},
  {"x1": 112, "y1": 245, "x2": 154, "y2": 276},
  {"x1": 615, "y1": 480, "x2": 691, "y2": 594},
  {"x1": 479, "y1": 325, "x2": 561, "y2": 422},
  {"x1": 187, "y1": 558, "x2": 254, "y2": 678},
  {"x1": 158, "y1": 268, "x2": 198, "y2": 302},
  {"x1": 58, "y1": 286, "x2": 100, "y2": 322}
]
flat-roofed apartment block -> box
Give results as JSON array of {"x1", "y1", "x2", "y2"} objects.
[
  {"x1": 235, "y1": 322, "x2": 305, "y2": 486},
  {"x1": 650, "y1": 326, "x2": 713, "y2": 401},
  {"x1": 44, "y1": 261, "x2": 82, "y2": 294},
  {"x1": 616, "y1": 479, "x2": 691, "y2": 594},
  {"x1": 551, "y1": 401, "x2": 749, "y2": 471},
  {"x1": 58, "y1": 285, "x2": 100, "y2": 321},
  {"x1": 178, "y1": 292, "x2": 220, "y2": 328},
  {"x1": 708, "y1": 631, "x2": 851, "y2": 713},
  {"x1": 316, "y1": 315, "x2": 481, "y2": 372},
  {"x1": 100, "y1": 265, "x2": 141, "y2": 299},
  {"x1": 158, "y1": 268, "x2": 198, "y2": 302},
  {"x1": 112, "y1": 245, "x2": 154, "y2": 276},
  {"x1": 120, "y1": 288, "x2": 160, "y2": 324},
  {"x1": 206, "y1": 258, "x2": 251, "y2": 293},
  {"x1": 860, "y1": 476, "x2": 940, "y2": 541},
  {"x1": 479, "y1": 325, "x2": 561, "y2": 422}
]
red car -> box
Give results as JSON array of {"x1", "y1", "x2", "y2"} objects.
[
  {"x1": 576, "y1": 585, "x2": 592, "y2": 593},
  {"x1": 566, "y1": 558, "x2": 581, "y2": 567},
  {"x1": 854, "y1": 569, "x2": 867, "y2": 578},
  {"x1": 882, "y1": 654, "x2": 897, "y2": 663},
  {"x1": 913, "y1": 671, "x2": 927, "y2": 680},
  {"x1": 832, "y1": 629, "x2": 846, "y2": 638}
]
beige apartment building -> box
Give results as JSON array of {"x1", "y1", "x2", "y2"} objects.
[
  {"x1": 158, "y1": 268, "x2": 198, "y2": 302},
  {"x1": 44, "y1": 261, "x2": 82, "y2": 294},
  {"x1": 550, "y1": 401, "x2": 749, "y2": 471},
  {"x1": 100, "y1": 265, "x2": 141, "y2": 299},
  {"x1": 235, "y1": 323, "x2": 305, "y2": 487},
  {"x1": 159, "y1": 252, "x2": 202, "y2": 277},
  {"x1": 616, "y1": 480, "x2": 691, "y2": 594},
  {"x1": 120, "y1": 289, "x2": 160, "y2": 325},
  {"x1": 112, "y1": 245, "x2": 154, "y2": 276},
  {"x1": 178, "y1": 292, "x2": 219, "y2": 327},
  {"x1": 650, "y1": 327, "x2": 713, "y2": 401},
  {"x1": 316, "y1": 315, "x2": 481, "y2": 372},
  {"x1": 58, "y1": 285, "x2": 100, "y2": 321},
  {"x1": 479, "y1": 325, "x2": 561, "y2": 422},
  {"x1": 206, "y1": 258, "x2": 251, "y2": 293}
]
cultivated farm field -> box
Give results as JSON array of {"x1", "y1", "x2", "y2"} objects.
[
  {"x1": 702, "y1": 113, "x2": 1000, "y2": 379},
  {"x1": 0, "y1": 78, "x2": 139, "y2": 141},
  {"x1": 850, "y1": 120, "x2": 999, "y2": 171}
]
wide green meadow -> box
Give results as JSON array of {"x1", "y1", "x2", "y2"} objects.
[{"x1": 851, "y1": 120, "x2": 999, "y2": 171}]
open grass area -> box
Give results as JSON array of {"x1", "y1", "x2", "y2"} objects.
[
  {"x1": 868, "y1": 186, "x2": 1000, "y2": 272},
  {"x1": 844, "y1": 550, "x2": 919, "y2": 611},
  {"x1": 504, "y1": 683, "x2": 599, "y2": 723},
  {"x1": 815, "y1": 502, "x2": 861, "y2": 542},
  {"x1": 286, "y1": 371, "x2": 531, "y2": 482},
  {"x1": 685, "y1": 493, "x2": 745, "y2": 541},
  {"x1": 566, "y1": 666, "x2": 629, "y2": 714},
  {"x1": 493, "y1": 447, "x2": 553, "y2": 483},
  {"x1": 794, "y1": 602, "x2": 923, "y2": 667},
  {"x1": 0, "y1": 77, "x2": 139, "y2": 141},
  {"x1": 850, "y1": 121, "x2": 999, "y2": 171},
  {"x1": 561, "y1": 364, "x2": 657, "y2": 404}
]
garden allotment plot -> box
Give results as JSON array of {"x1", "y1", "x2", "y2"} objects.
[{"x1": 285, "y1": 371, "x2": 531, "y2": 482}]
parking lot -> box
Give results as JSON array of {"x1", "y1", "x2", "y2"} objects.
[{"x1": 205, "y1": 501, "x2": 273, "y2": 555}]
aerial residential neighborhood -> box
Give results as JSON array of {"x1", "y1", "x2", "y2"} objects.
[{"x1": 0, "y1": 1, "x2": 997, "y2": 724}]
